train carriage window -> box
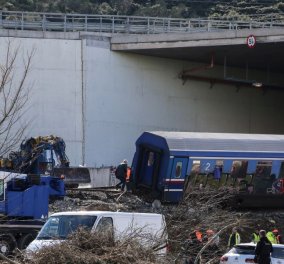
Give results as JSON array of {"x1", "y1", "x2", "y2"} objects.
[
  {"x1": 184, "y1": 160, "x2": 200, "y2": 192},
  {"x1": 206, "y1": 160, "x2": 224, "y2": 188},
  {"x1": 191, "y1": 160, "x2": 200, "y2": 174},
  {"x1": 255, "y1": 161, "x2": 272, "y2": 179},
  {"x1": 0, "y1": 180, "x2": 4, "y2": 201},
  {"x1": 231, "y1": 160, "x2": 248, "y2": 179},
  {"x1": 189, "y1": 160, "x2": 200, "y2": 183},
  {"x1": 254, "y1": 161, "x2": 273, "y2": 194},
  {"x1": 175, "y1": 162, "x2": 182, "y2": 178},
  {"x1": 147, "y1": 152, "x2": 154, "y2": 166},
  {"x1": 214, "y1": 160, "x2": 224, "y2": 180},
  {"x1": 247, "y1": 161, "x2": 257, "y2": 174},
  {"x1": 228, "y1": 160, "x2": 248, "y2": 192}
]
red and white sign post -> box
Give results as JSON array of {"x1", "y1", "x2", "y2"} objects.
[{"x1": 246, "y1": 35, "x2": 256, "y2": 48}]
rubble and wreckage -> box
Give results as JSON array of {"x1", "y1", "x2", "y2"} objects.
[{"x1": 2, "y1": 188, "x2": 284, "y2": 264}]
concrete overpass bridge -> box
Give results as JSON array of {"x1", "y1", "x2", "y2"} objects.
[
  {"x1": 2, "y1": 11, "x2": 284, "y2": 90},
  {"x1": 0, "y1": 11, "x2": 284, "y2": 167},
  {"x1": 112, "y1": 28, "x2": 284, "y2": 90}
]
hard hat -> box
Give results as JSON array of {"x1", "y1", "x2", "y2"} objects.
[
  {"x1": 273, "y1": 229, "x2": 279, "y2": 233},
  {"x1": 123, "y1": 159, "x2": 128, "y2": 164}
]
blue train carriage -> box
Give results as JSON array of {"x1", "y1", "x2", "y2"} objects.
[{"x1": 132, "y1": 131, "x2": 284, "y2": 206}]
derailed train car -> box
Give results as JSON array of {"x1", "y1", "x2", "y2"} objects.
[{"x1": 131, "y1": 131, "x2": 284, "y2": 208}]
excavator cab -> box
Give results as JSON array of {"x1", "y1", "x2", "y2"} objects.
[{"x1": 34, "y1": 149, "x2": 54, "y2": 175}]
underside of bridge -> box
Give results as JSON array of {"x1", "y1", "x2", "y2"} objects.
[
  {"x1": 126, "y1": 43, "x2": 284, "y2": 90},
  {"x1": 111, "y1": 29, "x2": 284, "y2": 90},
  {"x1": 123, "y1": 42, "x2": 284, "y2": 72}
]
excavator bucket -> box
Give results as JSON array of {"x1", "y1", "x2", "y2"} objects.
[{"x1": 53, "y1": 167, "x2": 91, "y2": 188}]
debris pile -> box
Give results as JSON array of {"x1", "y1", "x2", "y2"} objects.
[
  {"x1": 47, "y1": 189, "x2": 250, "y2": 263},
  {"x1": 23, "y1": 228, "x2": 163, "y2": 264},
  {"x1": 4, "y1": 188, "x2": 284, "y2": 264},
  {"x1": 50, "y1": 190, "x2": 157, "y2": 215}
]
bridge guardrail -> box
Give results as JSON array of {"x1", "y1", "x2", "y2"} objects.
[{"x1": 0, "y1": 11, "x2": 284, "y2": 34}]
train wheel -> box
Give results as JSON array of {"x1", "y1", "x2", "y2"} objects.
[
  {"x1": 18, "y1": 233, "x2": 36, "y2": 250},
  {"x1": 0, "y1": 234, "x2": 16, "y2": 256}
]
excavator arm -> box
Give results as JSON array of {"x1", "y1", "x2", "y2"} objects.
[{"x1": 0, "y1": 135, "x2": 90, "y2": 187}]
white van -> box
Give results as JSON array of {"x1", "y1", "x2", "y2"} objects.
[{"x1": 26, "y1": 211, "x2": 168, "y2": 255}]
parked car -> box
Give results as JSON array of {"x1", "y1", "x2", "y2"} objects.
[
  {"x1": 26, "y1": 211, "x2": 168, "y2": 255},
  {"x1": 220, "y1": 243, "x2": 284, "y2": 264}
]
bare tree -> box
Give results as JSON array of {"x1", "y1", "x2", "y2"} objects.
[{"x1": 0, "y1": 40, "x2": 34, "y2": 157}]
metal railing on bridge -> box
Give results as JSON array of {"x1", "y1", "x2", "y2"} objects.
[{"x1": 0, "y1": 11, "x2": 284, "y2": 34}]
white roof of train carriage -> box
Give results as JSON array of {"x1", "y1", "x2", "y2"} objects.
[{"x1": 145, "y1": 131, "x2": 284, "y2": 153}]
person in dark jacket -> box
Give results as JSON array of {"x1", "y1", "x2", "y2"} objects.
[
  {"x1": 254, "y1": 230, "x2": 273, "y2": 264},
  {"x1": 115, "y1": 159, "x2": 128, "y2": 191}
]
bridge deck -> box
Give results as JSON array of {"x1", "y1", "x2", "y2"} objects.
[{"x1": 1, "y1": 11, "x2": 284, "y2": 34}]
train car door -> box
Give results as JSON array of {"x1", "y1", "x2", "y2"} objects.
[
  {"x1": 164, "y1": 157, "x2": 188, "y2": 202},
  {"x1": 137, "y1": 148, "x2": 161, "y2": 191}
]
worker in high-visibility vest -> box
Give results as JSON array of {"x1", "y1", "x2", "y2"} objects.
[
  {"x1": 195, "y1": 230, "x2": 203, "y2": 243},
  {"x1": 228, "y1": 227, "x2": 241, "y2": 248},
  {"x1": 252, "y1": 228, "x2": 260, "y2": 243},
  {"x1": 267, "y1": 229, "x2": 278, "y2": 244}
]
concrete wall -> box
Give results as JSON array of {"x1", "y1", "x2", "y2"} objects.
[
  {"x1": 1, "y1": 33, "x2": 284, "y2": 168},
  {"x1": 84, "y1": 38, "x2": 284, "y2": 167},
  {"x1": 0, "y1": 37, "x2": 83, "y2": 165}
]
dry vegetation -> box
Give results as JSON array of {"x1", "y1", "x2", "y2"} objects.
[
  {"x1": 0, "y1": 0, "x2": 283, "y2": 21},
  {"x1": 0, "y1": 40, "x2": 33, "y2": 157},
  {"x1": 24, "y1": 229, "x2": 161, "y2": 264},
  {"x1": 164, "y1": 189, "x2": 250, "y2": 263},
  {"x1": 0, "y1": 228, "x2": 163, "y2": 264},
  {"x1": 0, "y1": 189, "x2": 255, "y2": 264}
]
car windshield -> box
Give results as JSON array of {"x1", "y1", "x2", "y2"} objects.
[
  {"x1": 272, "y1": 247, "x2": 284, "y2": 259},
  {"x1": 231, "y1": 245, "x2": 255, "y2": 255},
  {"x1": 37, "y1": 215, "x2": 97, "y2": 240}
]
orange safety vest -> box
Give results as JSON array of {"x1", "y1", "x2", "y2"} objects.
[
  {"x1": 126, "y1": 167, "x2": 131, "y2": 182},
  {"x1": 195, "y1": 231, "x2": 203, "y2": 242}
]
